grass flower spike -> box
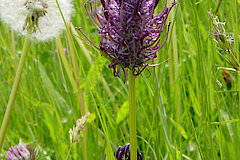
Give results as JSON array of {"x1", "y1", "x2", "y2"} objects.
[
  {"x1": 209, "y1": 13, "x2": 239, "y2": 71},
  {"x1": 0, "y1": 0, "x2": 73, "y2": 41},
  {"x1": 78, "y1": 0, "x2": 178, "y2": 80},
  {"x1": 69, "y1": 113, "x2": 90, "y2": 144}
]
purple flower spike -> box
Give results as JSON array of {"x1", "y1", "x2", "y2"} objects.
[
  {"x1": 80, "y1": 0, "x2": 178, "y2": 81},
  {"x1": 105, "y1": 143, "x2": 143, "y2": 160}
]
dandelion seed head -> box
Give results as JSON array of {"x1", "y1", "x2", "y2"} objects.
[
  {"x1": 25, "y1": 0, "x2": 47, "y2": 13},
  {"x1": 0, "y1": 0, "x2": 73, "y2": 41}
]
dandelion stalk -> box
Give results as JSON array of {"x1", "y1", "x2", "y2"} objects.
[
  {"x1": 129, "y1": 70, "x2": 137, "y2": 160},
  {"x1": 0, "y1": 33, "x2": 31, "y2": 150}
]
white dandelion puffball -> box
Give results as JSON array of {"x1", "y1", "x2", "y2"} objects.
[{"x1": 0, "y1": 0, "x2": 73, "y2": 41}]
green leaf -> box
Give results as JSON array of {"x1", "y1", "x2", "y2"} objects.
[
  {"x1": 169, "y1": 118, "x2": 188, "y2": 140},
  {"x1": 86, "y1": 55, "x2": 106, "y2": 90},
  {"x1": 88, "y1": 112, "x2": 96, "y2": 123},
  {"x1": 39, "y1": 62, "x2": 71, "y2": 118},
  {"x1": 220, "y1": 110, "x2": 234, "y2": 142},
  {"x1": 116, "y1": 101, "x2": 129, "y2": 125},
  {"x1": 188, "y1": 85, "x2": 201, "y2": 117}
]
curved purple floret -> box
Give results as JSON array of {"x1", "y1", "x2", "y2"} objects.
[{"x1": 83, "y1": 0, "x2": 178, "y2": 81}]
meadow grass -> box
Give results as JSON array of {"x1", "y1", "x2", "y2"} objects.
[{"x1": 0, "y1": 0, "x2": 240, "y2": 159}]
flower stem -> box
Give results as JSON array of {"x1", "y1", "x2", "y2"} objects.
[
  {"x1": 129, "y1": 71, "x2": 137, "y2": 160},
  {"x1": 0, "y1": 33, "x2": 30, "y2": 150}
]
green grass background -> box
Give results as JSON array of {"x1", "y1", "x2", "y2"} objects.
[{"x1": 0, "y1": 0, "x2": 240, "y2": 159}]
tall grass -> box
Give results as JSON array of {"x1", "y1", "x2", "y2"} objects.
[{"x1": 0, "y1": 0, "x2": 240, "y2": 159}]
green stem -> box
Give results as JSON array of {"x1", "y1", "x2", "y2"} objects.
[
  {"x1": 66, "y1": 144, "x2": 73, "y2": 160},
  {"x1": 0, "y1": 33, "x2": 30, "y2": 150},
  {"x1": 129, "y1": 71, "x2": 137, "y2": 160},
  {"x1": 233, "y1": 0, "x2": 239, "y2": 159}
]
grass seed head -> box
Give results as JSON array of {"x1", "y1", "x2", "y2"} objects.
[
  {"x1": 69, "y1": 113, "x2": 90, "y2": 144},
  {"x1": 210, "y1": 14, "x2": 240, "y2": 71}
]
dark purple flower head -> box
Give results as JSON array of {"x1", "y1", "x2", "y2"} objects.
[
  {"x1": 105, "y1": 143, "x2": 142, "y2": 160},
  {"x1": 78, "y1": 0, "x2": 178, "y2": 81}
]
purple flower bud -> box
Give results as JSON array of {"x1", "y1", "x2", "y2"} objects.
[
  {"x1": 105, "y1": 143, "x2": 143, "y2": 160},
  {"x1": 78, "y1": 0, "x2": 178, "y2": 81}
]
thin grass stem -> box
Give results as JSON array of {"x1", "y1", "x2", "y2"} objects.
[
  {"x1": 0, "y1": 33, "x2": 30, "y2": 149},
  {"x1": 233, "y1": 0, "x2": 239, "y2": 159}
]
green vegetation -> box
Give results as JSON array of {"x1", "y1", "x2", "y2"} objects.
[{"x1": 0, "y1": 0, "x2": 240, "y2": 159}]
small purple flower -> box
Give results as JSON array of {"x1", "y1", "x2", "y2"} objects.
[
  {"x1": 105, "y1": 143, "x2": 142, "y2": 160},
  {"x1": 78, "y1": 0, "x2": 178, "y2": 81},
  {"x1": 5, "y1": 145, "x2": 30, "y2": 160},
  {"x1": 5, "y1": 144, "x2": 37, "y2": 160}
]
